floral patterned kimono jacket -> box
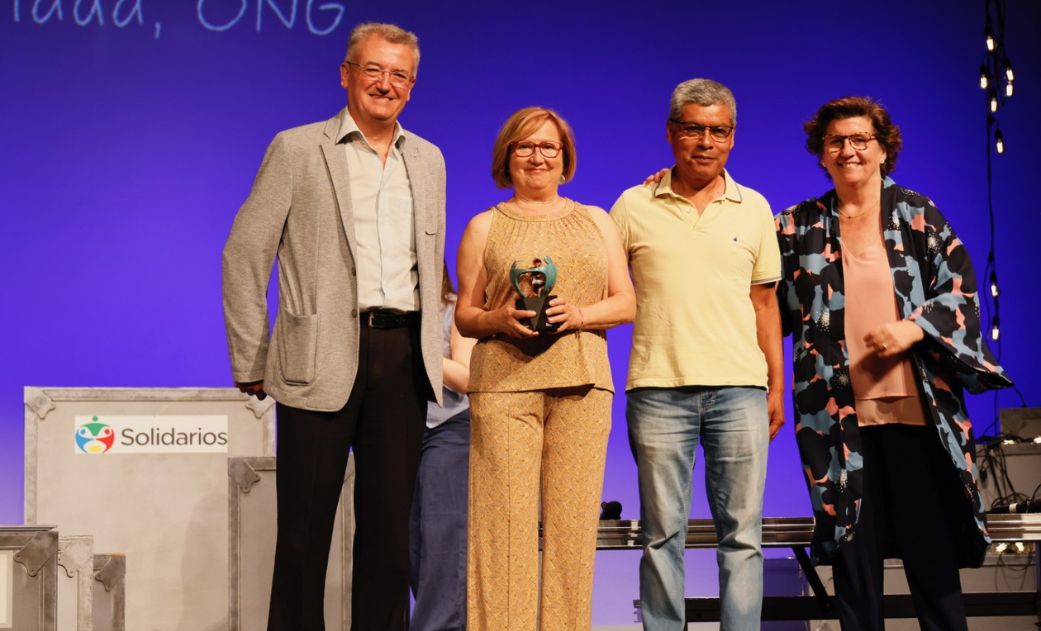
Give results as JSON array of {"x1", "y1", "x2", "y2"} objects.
[{"x1": 774, "y1": 177, "x2": 1012, "y2": 566}]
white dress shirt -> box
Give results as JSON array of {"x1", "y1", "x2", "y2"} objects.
[{"x1": 337, "y1": 112, "x2": 418, "y2": 312}]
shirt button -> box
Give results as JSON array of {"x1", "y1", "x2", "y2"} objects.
[{"x1": 351, "y1": 308, "x2": 358, "y2": 317}]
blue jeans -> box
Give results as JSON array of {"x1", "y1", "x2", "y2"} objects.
[
  {"x1": 409, "y1": 409, "x2": 470, "y2": 631},
  {"x1": 627, "y1": 386, "x2": 768, "y2": 631}
]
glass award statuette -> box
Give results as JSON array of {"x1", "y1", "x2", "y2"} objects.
[{"x1": 509, "y1": 256, "x2": 559, "y2": 333}]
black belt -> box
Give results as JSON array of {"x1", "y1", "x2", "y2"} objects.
[{"x1": 360, "y1": 309, "x2": 421, "y2": 329}]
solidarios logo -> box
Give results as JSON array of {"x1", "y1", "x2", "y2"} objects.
[
  {"x1": 73, "y1": 414, "x2": 230, "y2": 455},
  {"x1": 76, "y1": 417, "x2": 116, "y2": 454}
]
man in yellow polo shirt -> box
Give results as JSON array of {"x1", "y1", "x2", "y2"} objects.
[{"x1": 610, "y1": 78, "x2": 784, "y2": 631}]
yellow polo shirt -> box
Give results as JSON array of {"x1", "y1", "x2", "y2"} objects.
[{"x1": 610, "y1": 169, "x2": 780, "y2": 391}]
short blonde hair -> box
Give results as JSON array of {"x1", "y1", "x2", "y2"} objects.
[
  {"x1": 345, "y1": 22, "x2": 420, "y2": 74},
  {"x1": 490, "y1": 107, "x2": 577, "y2": 189}
]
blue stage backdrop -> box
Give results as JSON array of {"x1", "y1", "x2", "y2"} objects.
[{"x1": 3, "y1": 0, "x2": 1039, "y2": 623}]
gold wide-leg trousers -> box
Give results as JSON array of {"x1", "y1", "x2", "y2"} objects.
[{"x1": 467, "y1": 387, "x2": 612, "y2": 631}]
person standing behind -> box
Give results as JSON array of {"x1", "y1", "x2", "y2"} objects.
[
  {"x1": 610, "y1": 78, "x2": 784, "y2": 631},
  {"x1": 456, "y1": 106, "x2": 635, "y2": 631},
  {"x1": 409, "y1": 266, "x2": 476, "y2": 631},
  {"x1": 222, "y1": 22, "x2": 445, "y2": 631}
]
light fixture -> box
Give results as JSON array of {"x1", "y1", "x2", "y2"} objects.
[{"x1": 980, "y1": 2, "x2": 1011, "y2": 352}]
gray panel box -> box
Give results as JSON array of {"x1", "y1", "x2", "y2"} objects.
[
  {"x1": 24, "y1": 387, "x2": 275, "y2": 631},
  {"x1": 57, "y1": 535, "x2": 93, "y2": 631},
  {"x1": 0, "y1": 526, "x2": 57, "y2": 631},
  {"x1": 92, "y1": 554, "x2": 125, "y2": 631},
  {"x1": 55, "y1": 537, "x2": 126, "y2": 631},
  {"x1": 228, "y1": 456, "x2": 355, "y2": 630}
]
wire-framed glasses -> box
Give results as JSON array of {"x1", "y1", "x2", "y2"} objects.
[
  {"x1": 345, "y1": 61, "x2": 414, "y2": 88},
  {"x1": 670, "y1": 120, "x2": 734, "y2": 143},
  {"x1": 823, "y1": 134, "x2": 876, "y2": 152}
]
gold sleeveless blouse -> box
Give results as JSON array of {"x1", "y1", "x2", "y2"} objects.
[{"x1": 468, "y1": 200, "x2": 614, "y2": 393}]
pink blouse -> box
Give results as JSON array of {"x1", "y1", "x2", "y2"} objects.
[{"x1": 842, "y1": 236, "x2": 927, "y2": 426}]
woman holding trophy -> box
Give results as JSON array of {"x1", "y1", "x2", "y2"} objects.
[{"x1": 455, "y1": 106, "x2": 635, "y2": 630}]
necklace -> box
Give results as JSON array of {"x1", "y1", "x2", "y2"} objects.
[{"x1": 838, "y1": 203, "x2": 880, "y2": 221}]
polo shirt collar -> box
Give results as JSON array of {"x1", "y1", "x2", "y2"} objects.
[{"x1": 654, "y1": 168, "x2": 743, "y2": 204}]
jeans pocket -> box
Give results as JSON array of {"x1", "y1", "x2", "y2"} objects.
[{"x1": 277, "y1": 310, "x2": 318, "y2": 385}]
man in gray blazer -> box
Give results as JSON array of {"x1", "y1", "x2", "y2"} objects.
[{"x1": 222, "y1": 22, "x2": 445, "y2": 631}]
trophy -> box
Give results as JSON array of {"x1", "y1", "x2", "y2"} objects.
[{"x1": 509, "y1": 256, "x2": 559, "y2": 333}]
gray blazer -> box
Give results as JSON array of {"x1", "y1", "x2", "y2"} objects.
[{"x1": 222, "y1": 109, "x2": 446, "y2": 411}]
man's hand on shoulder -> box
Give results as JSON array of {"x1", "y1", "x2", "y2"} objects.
[{"x1": 643, "y1": 168, "x2": 669, "y2": 186}]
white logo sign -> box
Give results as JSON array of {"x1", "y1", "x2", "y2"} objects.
[{"x1": 74, "y1": 415, "x2": 229, "y2": 455}]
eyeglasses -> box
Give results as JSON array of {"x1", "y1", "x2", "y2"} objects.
[
  {"x1": 512, "y1": 141, "x2": 563, "y2": 158},
  {"x1": 670, "y1": 120, "x2": 734, "y2": 143},
  {"x1": 345, "y1": 61, "x2": 414, "y2": 88},
  {"x1": 823, "y1": 134, "x2": 876, "y2": 152}
]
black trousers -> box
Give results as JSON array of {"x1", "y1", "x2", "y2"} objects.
[
  {"x1": 833, "y1": 423, "x2": 969, "y2": 631},
  {"x1": 267, "y1": 323, "x2": 428, "y2": 631}
]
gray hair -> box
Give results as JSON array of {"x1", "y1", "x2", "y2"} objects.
[
  {"x1": 344, "y1": 22, "x2": 420, "y2": 74},
  {"x1": 669, "y1": 78, "x2": 737, "y2": 126}
]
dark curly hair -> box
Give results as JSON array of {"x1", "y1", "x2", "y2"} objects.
[{"x1": 803, "y1": 96, "x2": 902, "y2": 176}]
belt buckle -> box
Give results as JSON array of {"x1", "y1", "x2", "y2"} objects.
[
  {"x1": 367, "y1": 310, "x2": 394, "y2": 329},
  {"x1": 364, "y1": 310, "x2": 378, "y2": 328}
]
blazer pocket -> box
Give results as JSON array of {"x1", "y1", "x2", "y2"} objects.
[{"x1": 277, "y1": 309, "x2": 318, "y2": 385}]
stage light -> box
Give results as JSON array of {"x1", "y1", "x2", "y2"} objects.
[
  {"x1": 995, "y1": 542, "x2": 1008, "y2": 553},
  {"x1": 979, "y1": 3, "x2": 1013, "y2": 352}
]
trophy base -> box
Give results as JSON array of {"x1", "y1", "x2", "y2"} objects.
[{"x1": 516, "y1": 295, "x2": 558, "y2": 333}]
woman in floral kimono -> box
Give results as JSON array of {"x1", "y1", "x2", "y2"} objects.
[{"x1": 774, "y1": 96, "x2": 1012, "y2": 630}]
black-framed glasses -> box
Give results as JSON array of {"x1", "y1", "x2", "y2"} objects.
[
  {"x1": 670, "y1": 120, "x2": 734, "y2": 143},
  {"x1": 824, "y1": 134, "x2": 876, "y2": 152},
  {"x1": 345, "y1": 61, "x2": 414, "y2": 88},
  {"x1": 512, "y1": 141, "x2": 563, "y2": 158}
]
